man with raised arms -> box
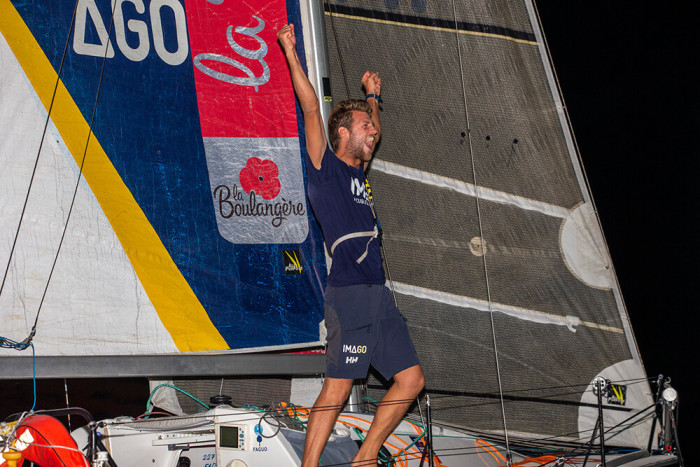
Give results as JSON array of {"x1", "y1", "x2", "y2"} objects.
[{"x1": 277, "y1": 23, "x2": 425, "y2": 467}]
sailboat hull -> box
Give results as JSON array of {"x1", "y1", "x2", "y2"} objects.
[{"x1": 66, "y1": 406, "x2": 678, "y2": 466}]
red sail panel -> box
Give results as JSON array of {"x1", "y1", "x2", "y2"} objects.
[{"x1": 184, "y1": 0, "x2": 298, "y2": 138}]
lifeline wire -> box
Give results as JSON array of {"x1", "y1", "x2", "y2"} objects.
[
  {"x1": 450, "y1": 1, "x2": 512, "y2": 464},
  {"x1": 101, "y1": 383, "x2": 655, "y2": 465}
]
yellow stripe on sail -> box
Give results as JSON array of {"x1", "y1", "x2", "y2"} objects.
[{"x1": 0, "y1": 1, "x2": 228, "y2": 351}]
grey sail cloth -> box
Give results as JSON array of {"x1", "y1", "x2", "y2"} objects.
[{"x1": 324, "y1": 0, "x2": 650, "y2": 447}]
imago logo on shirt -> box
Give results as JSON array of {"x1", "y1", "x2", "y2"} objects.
[{"x1": 283, "y1": 249, "x2": 303, "y2": 275}]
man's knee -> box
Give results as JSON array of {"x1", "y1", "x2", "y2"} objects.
[
  {"x1": 394, "y1": 365, "x2": 425, "y2": 396},
  {"x1": 318, "y1": 378, "x2": 354, "y2": 406},
  {"x1": 410, "y1": 370, "x2": 426, "y2": 395}
]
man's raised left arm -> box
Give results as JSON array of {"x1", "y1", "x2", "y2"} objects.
[{"x1": 362, "y1": 71, "x2": 382, "y2": 148}]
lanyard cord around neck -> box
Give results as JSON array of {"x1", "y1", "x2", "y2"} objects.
[{"x1": 364, "y1": 174, "x2": 398, "y2": 305}]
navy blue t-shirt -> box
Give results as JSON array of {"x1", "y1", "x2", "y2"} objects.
[{"x1": 306, "y1": 146, "x2": 385, "y2": 287}]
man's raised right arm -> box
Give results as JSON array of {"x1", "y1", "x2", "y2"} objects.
[{"x1": 277, "y1": 24, "x2": 326, "y2": 170}]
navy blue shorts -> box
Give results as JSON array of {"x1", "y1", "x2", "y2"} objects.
[{"x1": 324, "y1": 284, "x2": 420, "y2": 380}]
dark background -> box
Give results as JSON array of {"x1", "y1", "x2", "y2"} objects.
[
  {"x1": 2, "y1": 2, "x2": 696, "y2": 465},
  {"x1": 537, "y1": 3, "x2": 697, "y2": 464}
]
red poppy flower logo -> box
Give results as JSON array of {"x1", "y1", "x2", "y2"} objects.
[{"x1": 239, "y1": 157, "x2": 281, "y2": 200}]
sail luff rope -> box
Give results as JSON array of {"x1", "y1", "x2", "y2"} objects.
[
  {"x1": 0, "y1": 0, "x2": 80, "y2": 306},
  {"x1": 449, "y1": 1, "x2": 512, "y2": 464},
  {"x1": 529, "y1": 1, "x2": 617, "y2": 270},
  {"x1": 530, "y1": 1, "x2": 593, "y2": 208},
  {"x1": 21, "y1": 0, "x2": 120, "y2": 344}
]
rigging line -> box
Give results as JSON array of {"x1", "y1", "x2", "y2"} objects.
[
  {"x1": 22, "y1": 0, "x2": 119, "y2": 344},
  {"x1": 0, "y1": 0, "x2": 80, "y2": 304},
  {"x1": 450, "y1": 1, "x2": 511, "y2": 463},
  {"x1": 324, "y1": 0, "x2": 351, "y2": 99},
  {"x1": 323, "y1": 0, "x2": 407, "y2": 404},
  {"x1": 422, "y1": 389, "x2": 629, "y2": 409},
  {"x1": 598, "y1": 404, "x2": 656, "y2": 438},
  {"x1": 371, "y1": 377, "x2": 650, "y2": 399},
  {"x1": 555, "y1": 406, "x2": 656, "y2": 459},
  {"x1": 410, "y1": 396, "x2": 634, "y2": 415},
  {"x1": 322, "y1": 1, "x2": 404, "y2": 333},
  {"x1": 367, "y1": 174, "x2": 398, "y2": 304},
  {"x1": 509, "y1": 416, "x2": 657, "y2": 456}
]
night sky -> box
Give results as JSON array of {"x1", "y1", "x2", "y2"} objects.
[{"x1": 536, "y1": 3, "x2": 697, "y2": 462}]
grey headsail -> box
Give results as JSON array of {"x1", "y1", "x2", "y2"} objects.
[{"x1": 322, "y1": 0, "x2": 652, "y2": 448}]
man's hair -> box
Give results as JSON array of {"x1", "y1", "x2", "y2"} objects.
[{"x1": 328, "y1": 99, "x2": 372, "y2": 152}]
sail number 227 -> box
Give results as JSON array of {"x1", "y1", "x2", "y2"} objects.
[{"x1": 72, "y1": 0, "x2": 189, "y2": 66}]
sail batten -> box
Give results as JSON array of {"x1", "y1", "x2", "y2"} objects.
[
  {"x1": 324, "y1": 4, "x2": 538, "y2": 45},
  {"x1": 393, "y1": 281, "x2": 585, "y2": 332},
  {"x1": 373, "y1": 158, "x2": 571, "y2": 219}
]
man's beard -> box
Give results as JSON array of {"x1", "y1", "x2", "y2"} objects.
[{"x1": 346, "y1": 133, "x2": 372, "y2": 162}]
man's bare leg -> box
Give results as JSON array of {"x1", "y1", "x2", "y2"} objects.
[
  {"x1": 351, "y1": 365, "x2": 425, "y2": 466},
  {"x1": 301, "y1": 377, "x2": 354, "y2": 467}
]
